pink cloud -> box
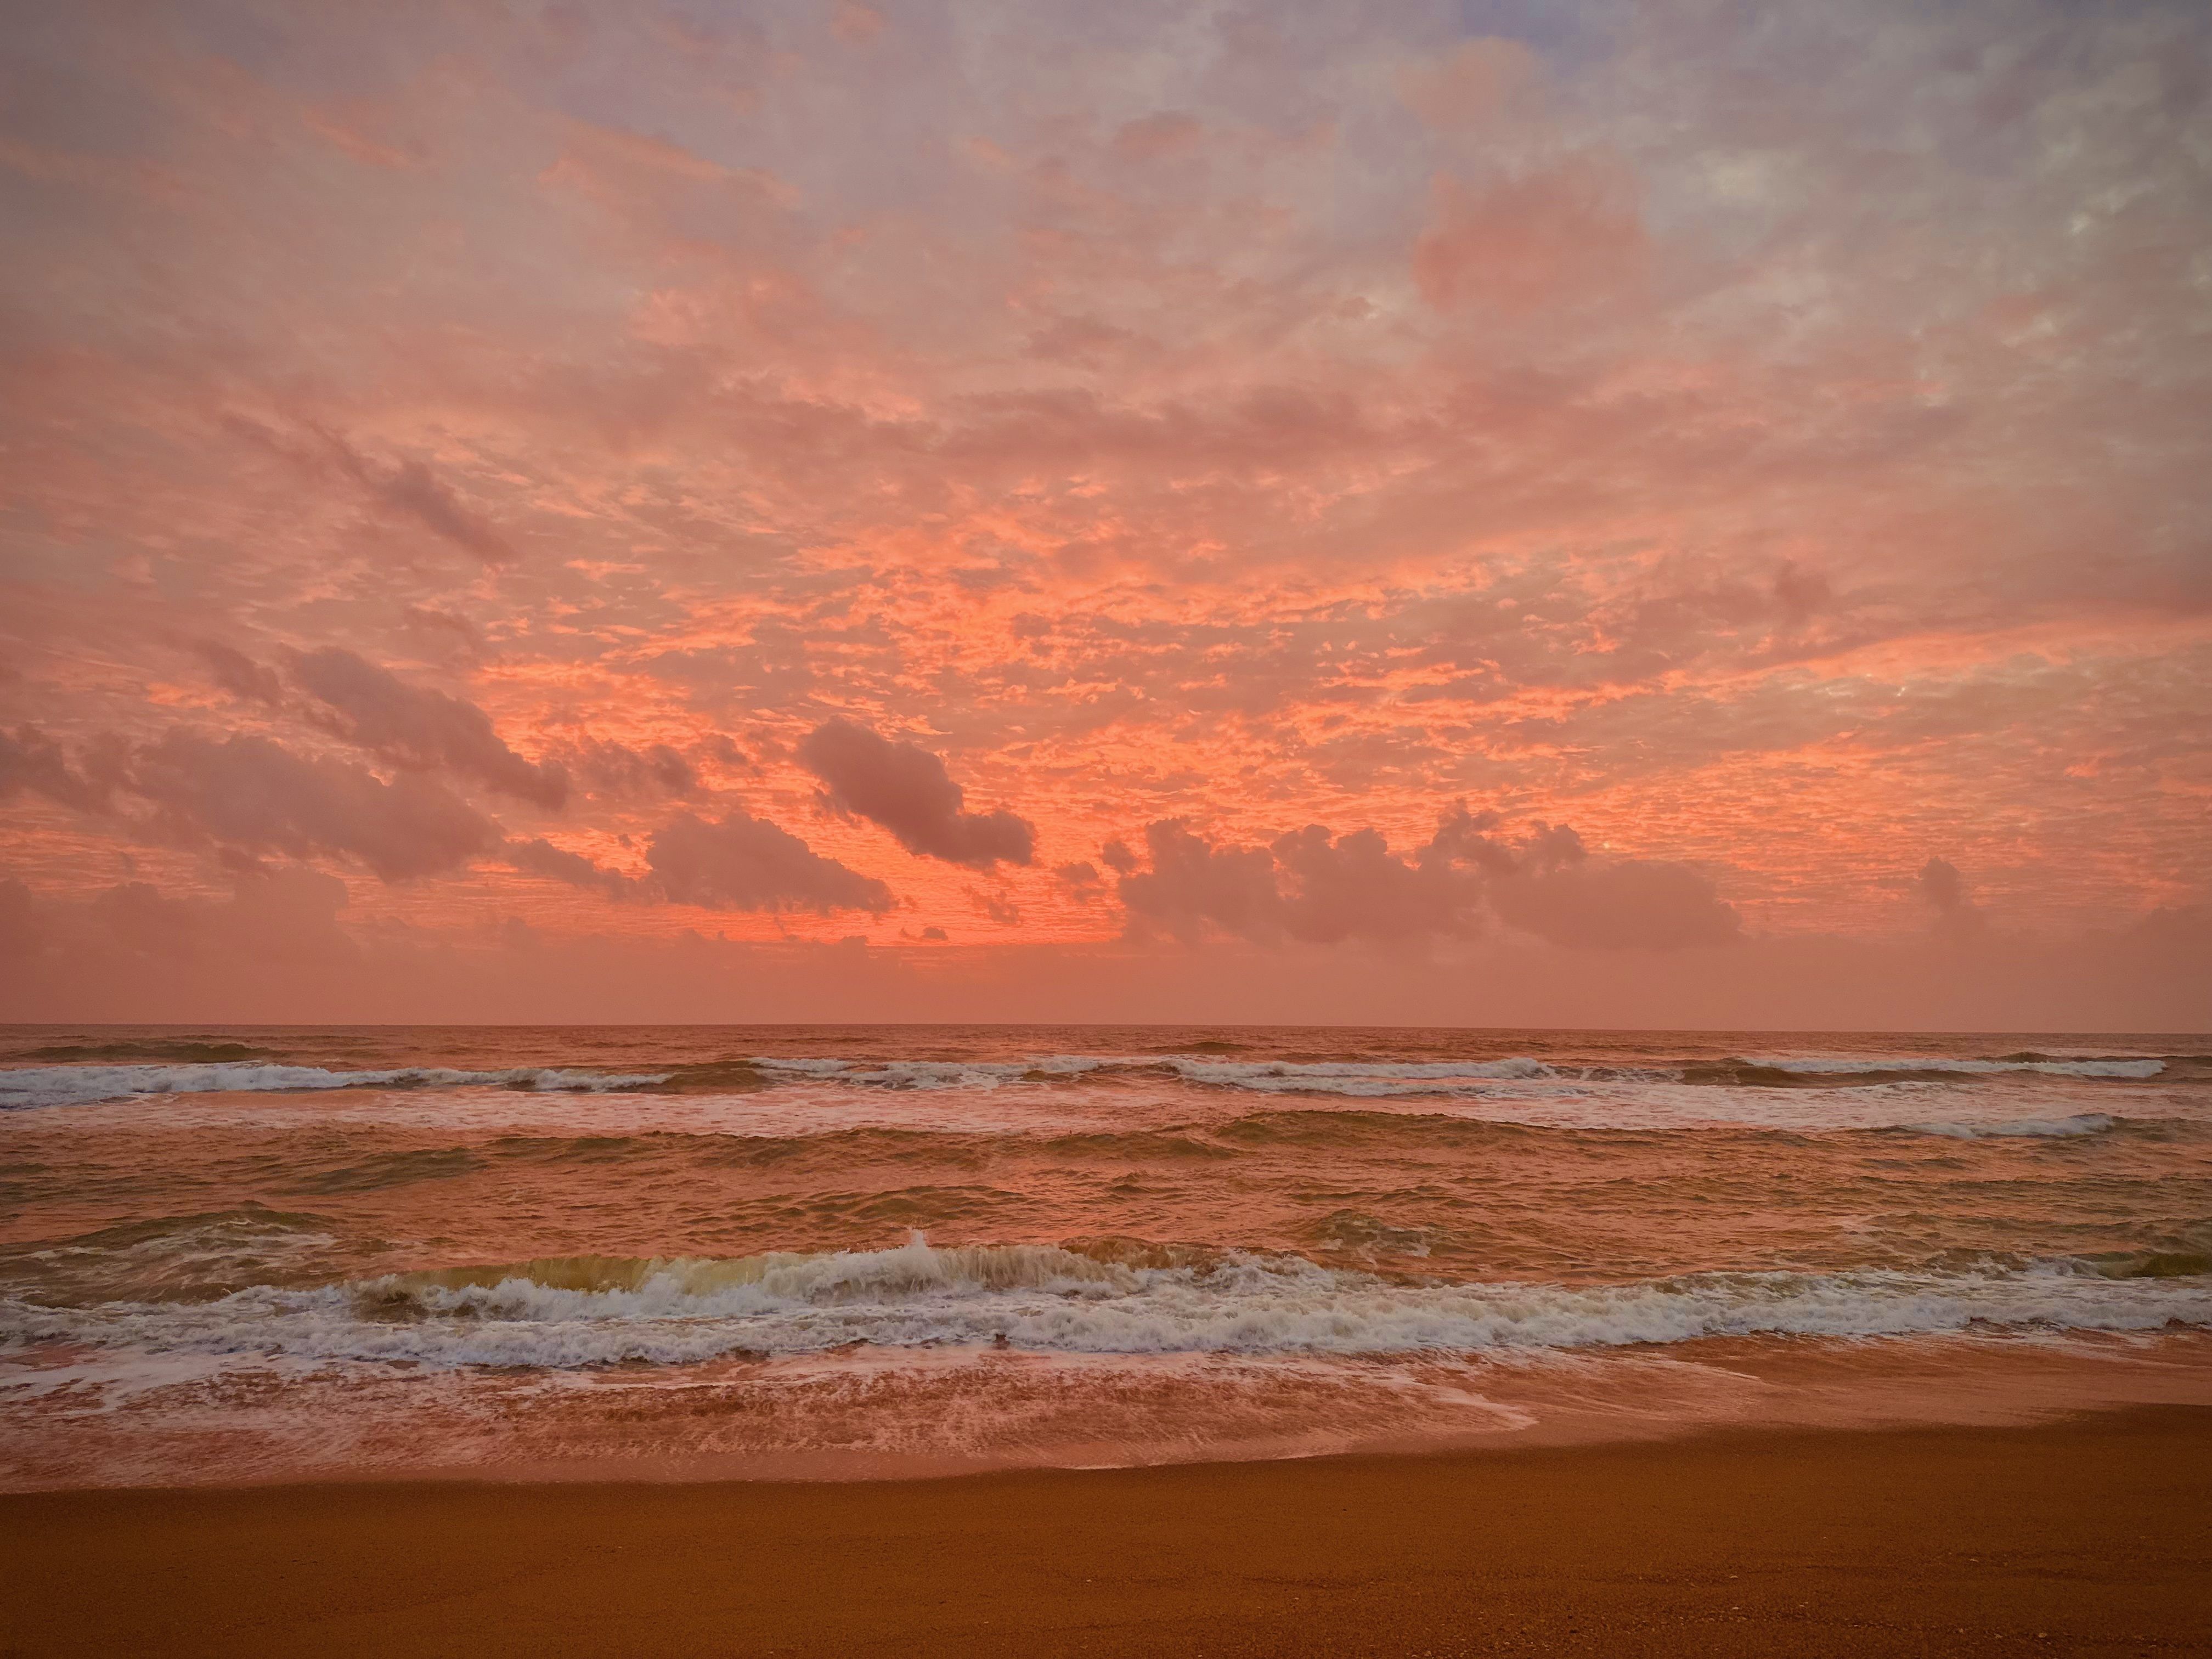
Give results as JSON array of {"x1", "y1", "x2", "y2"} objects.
[{"x1": 0, "y1": 0, "x2": 2203, "y2": 1019}]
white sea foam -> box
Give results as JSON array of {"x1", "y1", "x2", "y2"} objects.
[
  {"x1": 1165, "y1": 1057, "x2": 1568, "y2": 1091},
  {"x1": 1749, "y1": 1057, "x2": 2165, "y2": 1080},
  {"x1": 1901, "y1": 1113, "x2": 2119, "y2": 1140},
  {"x1": 0, "y1": 1063, "x2": 672, "y2": 1111},
  {"x1": 749, "y1": 1056, "x2": 1110, "y2": 1091},
  {"x1": 1, "y1": 1047, "x2": 2173, "y2": 1113},
  {"x1": 5, "y1": 1235, "x2": 2205, "y2": 1372},
  {"x1": 742, "y1": 1054, "x2": 1583, "y2": 1097},
  {"x1": 746, "y1": 1051, "x2": 2168, "y2": 1096}
]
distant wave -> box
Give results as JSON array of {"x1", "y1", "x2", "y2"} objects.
[
  {"x1": 5, "y1": 1232, "x2": 2206, "y2": 1370},
  {"x1": 11, "y1": 1040, "x2": 278, "y2": 1064},
  {"x1": 1742, "y1": 1056, "x2": 2167, "y2": 1081},
  {"x1": 759, "y1": 1052, "x2": 2172, "y2": 1096},
  {"x1": 0, "y1": 1047, "x2": 2175, "y2": 1110},
  {"x1": 0, "y1": 1062, "x2": 672, "y2": 1111}
]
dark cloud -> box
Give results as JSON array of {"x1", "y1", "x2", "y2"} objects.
[
  {"x1": 510, "y1": 808, "x2": 891, "y2": 916},
  {"x1": 798, "y1": 719, "x2": 1034, "y2": 868},
  {"x1": 1431, "y1": 812, "x2": 1740, "y2": 950},
  {"x1": 1117, "y1": 809, "x2": 1737, "y2": 951},
  {"x1": 128, "y1": 730, "x2": 499, "y2": 880},
  {"x1": 505, "y1": 837, "x2": 644, "y2": 900},
  {"x1": 1917, "y1": 856, "x2": 1970, "y2": 913},
  {"x1": 201, "y1": 643, "x2": 698, "y2": 811},
  {"x1": 0, "y1": 725, "x2": 112, "y2": 813},
  {"x1": 318, "y1": 430, "x2": 514, "y2": 565},
  {"x1": 1119, "y1": 820, "x2": 1293, "y2": 943},
  {"x1": 192, "y1": 640, "x2": 285, "y2": 706},
  {"x1": 969, "y1": 887, "x2": 1022, "y2": 927},
  {"x1": 289, "y1": 648, "x2": 569, "y2": 809},
  {"x1": 551, "y1": 737, "x2": 699, "y2": 801},
  {"x1": 1916, "y1": 855, "x2": 1987, "y2": 938},
  {"x1": 401, "y1": 605, "x2": 488, "y2": 659},
  {"x1": 6, "y1": 720, "x2": 496, "y2": 884},
  {"x1": 1486, "y1": 850, "x2": 1743, "y2": 951},
  {"x1": 1272, "y1": 825, "x2": 1476, "y2": 945},
  {"x1": 645, "y1": 810, "x2": 893, "y2": 913},
  {"x1": 1054, "y1": 860, "x2": 1103, "y2": 902}
]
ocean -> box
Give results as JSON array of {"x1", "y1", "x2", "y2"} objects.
[{"x1": 3, "y1": 1025, "x2": 2209, "y2": 1489}]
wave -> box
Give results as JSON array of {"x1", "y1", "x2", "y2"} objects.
[
  {"x1": 1, "y1": 1045, "x2": 2175, "y2": 1110},
  {"x1": 6, "y1": 1234, "x2": 2205, "y2": 1371},
  {"x1": 743, "y1": 1052, "x2": 2171, "y2": 1096},
  {"x1": 12, "y1": 1040, "x2": 277, "y2": 1064},
  {"x1": 1897, "y1": 1113, "x2": 2119, "y2": 1140},
  {"x1": 742, "y1": 1054, "x2": 1636, "y2": 1096},
  {"x1": 0, "y1": 1062, "x2": 673, "y2": 1111},
  {"x1": 0, "y1": 1206, "x2": 349, "y2": 1306},
  {"x1": 1743, "y1": 1056, "x2": 2166, "y2": 1081}
]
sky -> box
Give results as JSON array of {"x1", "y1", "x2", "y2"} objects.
[{"x1": 0, "y1": 0, "x2": 2207, "y2": 1029}]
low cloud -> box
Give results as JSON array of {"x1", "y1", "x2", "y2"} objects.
[
  {"x1": 1117, "y1": 808, "x2": 1738, "y2": 951},
  {"x1": 799, "y1": 719, "x2": 1035, "y2": 869},
  {"x1": 644, "y1": 810, "x2": 893, "y2": 914},
  {"x1": 5, "y1": 720, "x2": 498, "y2": 882},
  {"x1": 129, "y1": 730, "x2": 500, "y2": 880},
  {"x1": 91, "y1": 867, "x2": 354, "y2": 965},
  {"x1": 511, "y1": 810, "x2": 893, "y2": 915},
  {"x1": 1119, "y1": 820, "x2": 1297, "y2": 943},
  {"x1": 1916, "y1": 855, "x2": 1987, "y2": 938},
  {"x1": 1484, "y1": 840, "x2": 1744, "y2": 950},
  {"x1": 506, "y1": 837, "x2": 644, "y2": 901}
]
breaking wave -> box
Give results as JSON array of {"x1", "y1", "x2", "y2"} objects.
[{"x1": 5, "y1": 1234, "x2": 2206, "y2": 1372}]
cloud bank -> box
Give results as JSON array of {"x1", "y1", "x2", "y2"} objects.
[{"x1": 1116, "y1": 811, "x2": 1738, "y2": 951}]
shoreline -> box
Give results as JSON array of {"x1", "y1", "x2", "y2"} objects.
[
  {"x1": 12, "y1": 1326, "x2": 2211, "y2": 1495},
  {"x1": 4, "y1": 1406, "x2": 2208, "y2": 1656}
]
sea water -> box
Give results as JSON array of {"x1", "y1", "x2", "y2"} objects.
[{"x1": 3, "y1": 1024, "x2": 2208, "y2": 1487}]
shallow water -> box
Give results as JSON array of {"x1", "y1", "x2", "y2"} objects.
[{"x1": 3, "y1": 1024, "x2": 2208, "y2": 1488}]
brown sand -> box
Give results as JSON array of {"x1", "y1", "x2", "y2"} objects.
[{"x1": 2, "y1": 1409, "x2": 2208, "y2": 1657}]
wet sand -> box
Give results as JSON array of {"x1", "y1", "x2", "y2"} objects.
[{"x1": 2, "y1": 1408, "x2": 2208, "y2": 1657}]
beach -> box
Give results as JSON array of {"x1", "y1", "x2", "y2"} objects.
[
  {"x1": 4, "y1": 1025, "x2": 2208, "y2": 1654},
  {"x1": 4, "y1": 1408, "x2": 2208, "y2": 1657}
]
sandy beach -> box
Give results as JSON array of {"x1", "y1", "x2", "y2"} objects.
[{"x1": 4, "y1": 1408, "x2": 2207, "y2": 1657}]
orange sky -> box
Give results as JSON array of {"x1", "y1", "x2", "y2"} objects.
[{"x1": 1, "y1": 1, "x2": 2207, "y2": 1026}]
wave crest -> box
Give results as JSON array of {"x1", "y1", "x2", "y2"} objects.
[
  {"x1": 0, "y1": 1062, "x2": 673, "y2": 1111},
  {"x1": 1897, "y1": 1113, "x2": 2119, "y2": 1140},
  {"x1": 8, "y1": 1234, "x2": 2207, "y2": 1371}
]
